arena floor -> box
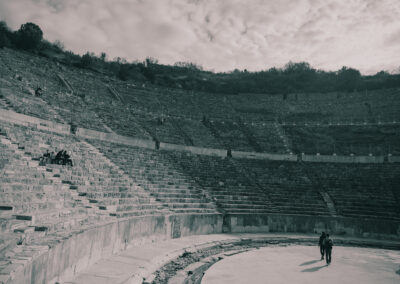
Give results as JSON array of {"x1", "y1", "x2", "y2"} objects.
[{"x1": 202, "y1": 245, "x2": 400, "y2": 284}]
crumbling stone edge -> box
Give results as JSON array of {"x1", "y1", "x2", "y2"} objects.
[{"x1": 143, "y1": 236, "x2": 400, "y2": 284}]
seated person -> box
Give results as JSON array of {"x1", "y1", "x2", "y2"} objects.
[
  {"x1": 62, "y1": 150, "x2": 73, "y2": 166},
  {"x1": 50, "y1": 151, "x2": 55, "y2": 164},
  {"x1": 35, "y1": 87, "x2": 43, "y2": 97},
  {"x1": 39, "y1": 150, "x2": 51, "y2": 166},
  {"x1": 54, "y1": 150, "x2": 64, "y2": 164}
]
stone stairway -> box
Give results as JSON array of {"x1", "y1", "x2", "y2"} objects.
[
  {"x1": 1, "y1": 122, "x2": 154, "y2": 224},
  {"x1": 202, "y1": 119, "x2": 227, "y2": 148},
  {"x1": 298, "y1": 161, "x2": 338, "y2": 217},
  {"x1": 0, "y1": 130, "x2": 102, "y2": 263},
  {"x1": 171, "y1": 119, "x2": 194, "y2": 146},
  {"x1": 274, "y1": 121, "x2": 292, "y2": 153},
  {"x1": 236, "y1": 117, "x2": 263, "y2": 152},
  {"x1": 56, "y1": 74, "x2": 74, "y2": 94}
]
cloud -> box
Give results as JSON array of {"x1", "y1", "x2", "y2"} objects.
[{"x1": 0, "y1": 0, "x2": 399, "y2": 74}]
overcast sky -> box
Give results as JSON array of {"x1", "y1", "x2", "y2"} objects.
[{"x1": 0, "y1": 0, "x2": 399, "y2": 74}]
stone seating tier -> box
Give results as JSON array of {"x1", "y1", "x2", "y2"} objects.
[
  {"x1": 1, "y1": 122, "x2": 164, "y2": 219},
  {"x1": 90, "y1": 140, "x2": 220, "y2": 214},
  {"x1": 284, "y1": 125, "x2": 400, "y2": 155},
  {"x1": 0, "y1": 135, "x2": 108, "y2": 259},
  {"x1": 1, "y1": 48, "x2": 400, "y2": 155},
  {"x1": 302, "y1": 163, "x2": 400, "y2": 220}
]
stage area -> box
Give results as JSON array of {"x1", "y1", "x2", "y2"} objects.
[{"x1": 202, "y1": 245, "x2": 400, "y2": 284}]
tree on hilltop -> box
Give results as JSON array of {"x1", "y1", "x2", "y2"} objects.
[
  {"x1": 79, "y1": 52, "x2": 94, "y2": 68},
  {"x1": 337, "y1": 66, "x2": 361, "y2": 92},
  {"x1": 16, "y1": 22, "x2": 43, "y2": 50},
  {"x1": 0, "y1": 21, "x2": 13, "y2": 48}
]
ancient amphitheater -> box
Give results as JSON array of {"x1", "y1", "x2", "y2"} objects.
[{"x1": 0, "y1": 48, "x2": 399, "y2": 283}]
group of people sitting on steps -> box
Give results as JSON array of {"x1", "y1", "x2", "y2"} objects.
[{"x1": 39, "y1": 149, "x2": 73, "y2": 166}]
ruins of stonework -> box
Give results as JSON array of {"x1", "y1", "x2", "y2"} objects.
[{"x1": 0, "y1": 48, "x2": 399, "y2": 283}]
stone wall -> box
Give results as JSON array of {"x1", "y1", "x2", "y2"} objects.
[
  {"x1": 11, "y1": 212, "x2": 400, "y2": 283},
  {"x1": 389, "y1": 155, "x2": 400, "y2": 163},
  {"x1": 76, "y1": 127, "x2": 155, "y2": 149},
  {"x1": 12, "y1": 214, "x2": 223, "y2": 284},
  {"x1": 226, "y1": 214, "x2": 400, "y2": 240},
  {"x1": 1, "y1": 109, "x2": 398, "y2": 164},
  {"x1": 301, "y1": 154, "x2": 385, "y2": 163},
  {"x1": 232, "y1": 150, "x2": 297, "y2": 161},
  {"x1": 160, "y1": 142, "x2": 227, "y2": 157},
  {"x1": 0, "y1": 109, "x2": 70, "y2": 135}
]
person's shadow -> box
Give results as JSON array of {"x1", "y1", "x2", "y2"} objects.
[
  {"x1": 299, "y1": 259, "x2": 320, "y2": 266},
  {"x1": 300, "y1": 259, "x2": 327, "y2": 272},
  {"x1": 301, "y1": 265, "x2": 327, "y2": 272}
]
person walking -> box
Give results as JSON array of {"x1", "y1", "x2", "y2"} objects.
[
  {"x1": 318, "y1": 232, "x2": 326, "y2": 260},
  {"x1": 324, "y1": 234, "x2": 333, "y2": 265}
]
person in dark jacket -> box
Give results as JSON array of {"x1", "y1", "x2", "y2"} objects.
[
  {"x1": 318, "y1": 232, "x2": 326, "y2": 260},
  {"x1": 324, "y1": 234, "x2": 333, "y2": 265},
  {"x1": 55, "y1": 150, "x2": 63, "y2": 163}
]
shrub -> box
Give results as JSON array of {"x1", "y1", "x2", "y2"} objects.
[
  {"x1": 79, "y1": 52, "x2": 94, "y2": 68},
  {"x1": 0, "y1": 21, "x2": 13, "y2": 48},
  {"x1": 16, "y1": 22, "x2": 43, "y2": 50}
]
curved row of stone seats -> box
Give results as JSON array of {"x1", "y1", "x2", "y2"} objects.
[
  {"x1": 2, "y1": 49, "x2": 400, "y2": 125},
  {"x1": 170, "y1": 152, "x2": 276, "y2": 214},
  {"x1": 0, "y1": 48, "x2": 113, "y2": 132},
  {"x1": 230, "y1": 89, "x2": 400, "y2": 124},
  {"x1": 174, "y1": 118, "x2": 222, "y2": 148},
  {"x1": 0, "y1": 128, "x2": 99, "y2": 255},
  {"x1": 1, "y1": 122, "x2": 166, "y2": 218},
  {"x1": 42, "y1": 91, "x2": 110, "y2": 132},
  {"x1": 280, "y1": 89, "x2": 400, "y2": 124},
  {"x1": 284, "y1": 125, "x2": 400, "y2": 155},
  {"x1": 59, "y1": 70, "x2": 151, "y2": 138},
  {"x1": 135, "y1": 113, "x2": 188, "y2": 145},
  {"x1": 230, "y1": 93, "x2": 286, "y2": 123},
  {"x1": 0, "y1": 49, "x2": 66, "y2": 123},
  {"x1": 2, "y1": 48, "x2": 400, "y2": 154},
  {"x1": 305, "y1": 163, "x2": 400, "y2": 221},
  {"x1": 91, "y1": 140, "x2": 219, "y2": 214},
  {"x1": 237, "y1": 159, "x2": 330, "y2": 215},
  {"x1": 50, "y1": 141, "x2": 167, "y2": 218},
  {"x1": 196, "y1": 93, "x2": 237, "y2": 119},
  {"x1": 172, "y1": 152, "x2": 329, "y2": 215},
  {"x1": 246, "y1": 123, "x2": 288, "y2": 153},
  {"x1": 205, "y1": 120, "x2": 256, "y2": 152},
  {"x1": 0, "y1": 86, "x2": 65, "y2": 124}
]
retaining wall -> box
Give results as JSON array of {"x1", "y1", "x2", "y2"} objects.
[
  {"x1": 301, "y1": 154, "x2": 385, "y2": 163},
  {"x1": 0, "y1": 109, "x2": 399, "y2": 163},
  {"x1": 76, "y1": 128, "x2": 155, "y2": 149},
  {"x1": 232, "y1": 151, "x2": 297, "y2": 161},
  {"x1": 11, "y1": 212, "x2": 400, "y2": 283},
  {"x1": 0, "y1": 109, "x2": 70, "y2": 135},
  {"x1": 160, "y1": 142, "x2": 227, "y2": 157},
  {"x1": 226, "y1": 214, "x2": 400, "y2": 240},
  {"x1": 12, "y1": 214, "x2": 223, "y2": 284}
]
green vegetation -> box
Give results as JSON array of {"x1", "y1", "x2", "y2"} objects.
[{"x1": 1, "y1": 21, "x2": 400, "y2": 94}]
